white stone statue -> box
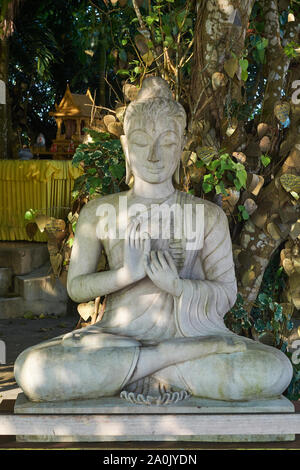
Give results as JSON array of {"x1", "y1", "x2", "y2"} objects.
[{"x1": 14, "y1": 77, "x2": 293, "y2": 404}]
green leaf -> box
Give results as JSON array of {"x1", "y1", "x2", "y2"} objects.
[
  {"x1": 236, "y1": 169, "x2": 247, "y2": 188},
  {"x1": 241, "y1": 69, "x2": 248, "y2": 82},
  {"x1": 258, "y1": 292, "x2": 270, "y2": 307},
  {"x1": 202, "y1": 182, "x2": 213, "y2": 193},
  {"x1": 203, "y1": 173, "x2": 214, "y2": 184},
  {"x1": 239, "y1": 59, "x2": 249, "y2": 71},
  {"x1": 215, "y1": 181, "x2": 227, "y2": 195},
  {"x1": 24, "y1": 210, "x2": 35, "y2": 221},
  {"x1": 109, "y1": 164, "x2": 125, "y2": 180},
  {"x1": 254, "y1": 318, "x2": 266, "y2": 333},
  {"x1": 261, "y1": 154, "x2": 271, "y2": 167},
  {"x1": 238, "y1": 205, "x2": 249, "y2": 220}
]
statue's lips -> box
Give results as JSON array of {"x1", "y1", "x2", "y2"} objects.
[{"x1": 145, "y1": 165, "x2": 165, "y2": 173}]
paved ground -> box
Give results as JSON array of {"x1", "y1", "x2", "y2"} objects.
[{"x1": 0, "y1": 314, "x2": 77, "y2": 401}]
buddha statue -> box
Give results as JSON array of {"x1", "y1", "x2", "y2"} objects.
[{"x1": 14, "y1": 77, "x2": 293, "y2": 404}]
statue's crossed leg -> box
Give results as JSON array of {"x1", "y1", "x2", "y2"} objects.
[{"x1": 14, "y1": 328, "x2": 292, "y2": 403}]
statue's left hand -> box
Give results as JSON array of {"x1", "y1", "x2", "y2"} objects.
[{"x1": 144, "y1": 250, "x2": 183, "y2": 297}]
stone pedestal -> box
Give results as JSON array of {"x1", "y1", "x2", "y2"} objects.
[{"x1": 14, "y1": 393, "x2": 295, "y2": 443}]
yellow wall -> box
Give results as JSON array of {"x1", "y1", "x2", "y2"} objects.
[{"x1": 0, "y1": 160, "x2": 83, "y2": 241}]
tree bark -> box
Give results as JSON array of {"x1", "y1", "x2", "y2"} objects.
[
  {"x1": 260, "y1": 0, "x2": 300, "y2": 126},
  {"x1": 190, "y1": 0, "x2": 300, "y2": 316},
  {"x1": 235, "y1": 145, "x2": 300, "y2": 313},
  {"x1": 190, "y1": 0, "x2": 255, "y2": 137}
]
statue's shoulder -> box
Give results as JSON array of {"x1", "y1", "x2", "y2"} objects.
[
  {"x1": 82, "y1": 191, "x2": 130, "y2": 212},
  {"x1": 177, "y1": 191, "x2": 224, "y2": 216},
  {"x1": 177, "y1": 191, "x2": 227, "y2": 232}
]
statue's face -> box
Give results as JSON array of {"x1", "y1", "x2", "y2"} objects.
[{"x1": 126, "y1": 116, "x2": 182, "y2": 184}]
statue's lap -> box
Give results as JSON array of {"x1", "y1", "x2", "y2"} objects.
[{"x1": 15, "y1": 325, "x2": 292, "y2": 402}]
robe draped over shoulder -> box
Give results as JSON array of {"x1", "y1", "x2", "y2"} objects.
[{"x1": 175, "y1": 195, "x2": 237, "y2": 337}]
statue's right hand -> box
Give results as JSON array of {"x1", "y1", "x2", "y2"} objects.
[{"x1": 123, "y1": 218, "x2": 151, "y2": 283}]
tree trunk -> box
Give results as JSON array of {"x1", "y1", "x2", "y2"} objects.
[
  {"x1": 260, "y1": 0, "x2": 300, "y2": 128},
  {"x1": 190, "y1": 0, "x2": 255, "y2": 143},
  {"x1": 235, "y1": 146, "x2": 300, "y2": 313}
]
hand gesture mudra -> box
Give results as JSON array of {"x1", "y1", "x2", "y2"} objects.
[
  {"x1": 144, "y1": 250, "x2": 183, "y2": 297},
  {"x1": 123, "y1": 217, "x2": 151, "y2": 283}
]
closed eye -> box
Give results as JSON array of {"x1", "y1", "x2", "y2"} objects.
[{"x1": 133, "y1": 142, "x2": 149, "y2": 148}]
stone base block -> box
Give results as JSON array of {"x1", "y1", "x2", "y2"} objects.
[
  {"x1": 16, "y1": 434, "x2": 295, "y2": 443},
  {"x1": 14, "y1": 393, "x2": 295, "y2": 443},
  {"x1": 0, "y1": 267, "x2": 12, "y2": 296},
  {"x1": 15, "y1": 262, "x2": 68, "y2": 302},
  {"x1": 0, "y1": 296, "x2": 24, "y2": 319},
  {"x1": 0, "y1": 242, "x2": 49, "y2": 275}
]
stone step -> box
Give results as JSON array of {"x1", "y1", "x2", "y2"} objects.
[
  {"x1": 0, "y1": 242, "x2": 49, "y2": 275},
  {"x1": 23, "y1": 299, "x2": 67, "y2": 317},
  {"x1": 0, "y1": 267, "x2": 12, "y2": 296},
  {"x1": 0, "y1": 295, "x2": 67, "y2": 319},
  {"x1": 15, "y1": 262, "x2": 68, "y2": 303},
  {"x1": 0, "y1": 296, "x2": 24, "y2": 319}
]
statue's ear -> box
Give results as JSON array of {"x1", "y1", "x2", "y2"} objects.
[
  {"x1": 120, "y1": 135, "x2": 133, "y2": 186},
  {"x1": 120, "y1": 135, "x2": 129, "y2": 160},
  {"x1": 173, "y1": 160, "x2": 181, "y2": 185}
]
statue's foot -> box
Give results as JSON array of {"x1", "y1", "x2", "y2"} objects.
[{"x1": 120, "y1": 376, "x2": 190, "y2": 406}]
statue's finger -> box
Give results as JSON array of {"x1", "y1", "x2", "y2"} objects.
[
  {"x1": 164, "y1": 251, "x2": 178, "y2": 274},
  {"x1": 129, "y1": 218, "x2": 139, "y2": 248},
  {"x1": 145, "y1": 260, "x2": 154, "y2": 278},
  {"x1": 157, "y1": 250, "x2": 168, "y2": 270},
  {"x1": 142, "y1": 232, "x2": 151, "y2": 256},
  {"x1": 134, "y1": 222, "x2": 141, "y2": 250},
  {"x1": 150, "y1": 251, "x2": 160, "y2": 271}
]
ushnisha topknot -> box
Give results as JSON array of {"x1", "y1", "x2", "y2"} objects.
[
  {"x1": 135, "y1": 76, "x2": 173, "y2": 102},
  {"x1": 123, "y1": 76, "x2": 186, "y2": 136}
]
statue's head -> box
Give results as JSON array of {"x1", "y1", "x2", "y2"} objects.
[{"x1": 121, "y1": 77, "x2": 186, "y2": 185}]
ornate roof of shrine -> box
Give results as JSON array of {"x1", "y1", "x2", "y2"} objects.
[{"x1": 49, "y1": 84, "x2": 99, "y2": 119}]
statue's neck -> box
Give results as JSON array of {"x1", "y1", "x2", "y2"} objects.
[{"x1": 132, "y1": 175, "x2": 175, "y2": 199}]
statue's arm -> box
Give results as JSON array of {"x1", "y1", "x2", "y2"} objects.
[{"x1": 67, "y1": 201, "x2": 144, "y2": 303}]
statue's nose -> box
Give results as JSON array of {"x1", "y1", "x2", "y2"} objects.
[{"x1": 147, "y1": 145, "x2": 159, "y2": 162}]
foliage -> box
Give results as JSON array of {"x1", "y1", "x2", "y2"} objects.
[
  {"x1": 113, "y1": 0, "x2": 194, "y2": 95},
  {"x1": 225, "y1": 250, "x2": 299, "y2": 399},
  {"x1": 7, "y1": 0, "x2": 110, "y2": 143},
  {"x1": 196, "y1": 151, "x2": 248, "y2": 196},
  {"x1": 72, "y1": 128, "x2": 126, "y2": 199},
  {"x1": 225, "y1": 293, "x2": 252, "y2": 337},
  {"x1": 286, "y1": 352, "x2": 300, "y2": 401},
  {"x1": 226, "y1": 249, "x2": 294, "y2": 349}
]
